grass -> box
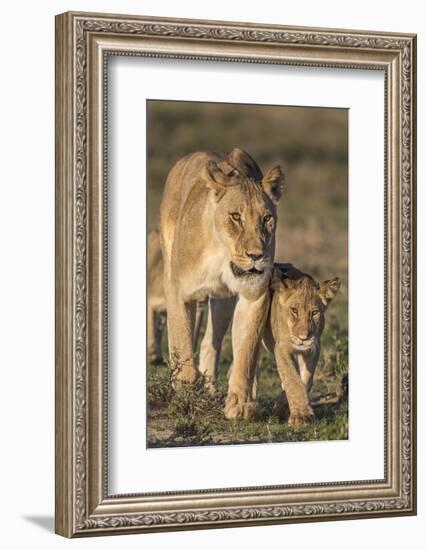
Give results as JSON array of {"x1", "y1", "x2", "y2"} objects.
[
  {"x1": 146, "y1": 100, "x2": 348, "y2": 447},
  {"x1": 147, "y1": 321, "x2": 348, "y2": 447}
]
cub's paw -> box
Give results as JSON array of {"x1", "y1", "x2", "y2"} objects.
[
  {"x1": 224, "y1": 393, "x2": 258, "y2": 420},
  {"x1": 288, "y1": 408, "x2": 315, "y2": 427}
]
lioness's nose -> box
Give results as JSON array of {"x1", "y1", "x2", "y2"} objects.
[{"x1": 245, "y1": 250, "x2": 263, "y2": 261}]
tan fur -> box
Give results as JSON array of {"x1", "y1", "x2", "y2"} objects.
[
  {"x1": 147, "y1": 230, "x2": 167, "y2": 363},
  {"x1": 264, "y1": 264, "x2": 340, "y2": 425},
  {"x1": 148, "y1": 240, "x2": 338, "y2": 425},
  {"x1": 199, "y1": 264, "x2": 339, "y2": 425},
  {"x1": 159, "y1": 148, "x2": 284, "y2": 419},
  {"x1": 147, "y1": 230, "x2": 206, "y2": 364}
]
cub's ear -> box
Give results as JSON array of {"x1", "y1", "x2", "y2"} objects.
[
  {"x1": 262, "y1": 165, "x2": 284, "y2": 203},
  {"x1": 318, "y1": 277, "x2": 341, "y2": 306},
  {"x1": 203, "y1": 160, "x2": 234, "y2": 201},
  {"x1": 270, "y1": 268, "x2": 286, "y2": 292},
  {"x1": 270, "y1": 268, "x2": 297, "y2": 292}
]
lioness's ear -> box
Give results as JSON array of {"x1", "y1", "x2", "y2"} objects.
[
  {"x1": 262, "y1": 165, "x2": 284, "y2": 203},
  {"x1": 318, "y1": 277, "x2": 341, "y2": 306},
  {"x1": 204, "y1": 160, "x2": 232, "y2": 201},
  {"x1": 227, "y1": 148, "x2": 263, "y2": 180}
]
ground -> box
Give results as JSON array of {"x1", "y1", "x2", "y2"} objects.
[{"x1": 147, "y1": 318, "x2": 348, "y2": 447}]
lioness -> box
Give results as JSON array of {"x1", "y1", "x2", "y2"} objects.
[
  {"x1": 159, "y1": 148, "x2": 284, "y2": 419},
  {"x1": 147, "y1": 229, "x2": 205, "y2": 364},
  {"x1": 147, "y1": 230, "x2": 167, "y2": 364},
  {"x1": 264, "y1": 264, "x2": 340, "y2": 425}
]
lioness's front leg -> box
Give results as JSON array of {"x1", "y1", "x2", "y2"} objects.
[
  {"x1": 164, "y1": 284, "x2": 198, "y2": 384},
  {"x1": 225, "y1": 292, "x2": 270, "y2": 420},
  {"x1": 274, "y1": 344, "x2": 314, "y2": 425}
]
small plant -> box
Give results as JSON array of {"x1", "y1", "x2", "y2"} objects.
[
  {"x1": 167, "y1": 376, "x2": 225, "y2": 444},
  {"x1": 147, "y1": 367, "x2": 173, "y2": 409},
  {"x1": 328, "y1": 332, "x2": 349, "y2": 377},
  {"x1": 147, "y1": 321, "x2": 349, "y2": 447},
  {"x1": 148, "y1": 351, "x2": 229, "y2": 444}
]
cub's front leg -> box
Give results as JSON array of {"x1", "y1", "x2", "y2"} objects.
[
  {"x1": 274, "y1": 344, "x2": 314, "y2": 425},
  {"x1": 225, "y1": 292, "x2": 269, "y2": 420}
]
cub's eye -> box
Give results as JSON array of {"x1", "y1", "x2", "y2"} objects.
[
  {"x1": 230, "y1": 212, "x2": 241, "y2": 222},
  {"x1": 263, "y1": 214, "x2": 273, "y2": 223},
  {"x1": 290, "y1": 306, "x2": 298, "y2": 315},
  {"x1": 312, "y1": 309, "x2": 320, "y2": 316}
]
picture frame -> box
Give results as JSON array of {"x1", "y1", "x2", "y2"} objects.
[{"x1": 55, "y1": 11, "x2": 417, "y2": 537}]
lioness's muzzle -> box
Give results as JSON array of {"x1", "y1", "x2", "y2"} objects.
[{"x1": 230, "y1": 262, "x2": 264, "y2": 278}]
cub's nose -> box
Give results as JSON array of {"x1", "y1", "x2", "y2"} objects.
[
  {"x1": 245, "y1": 251, "x2": 263, "y2": 261},
  {"x1": 298, "y1": 332, "x2": 310, "y2": 341}
]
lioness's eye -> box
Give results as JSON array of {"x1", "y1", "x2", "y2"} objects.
[
  {"x1": 230, "y1": 212, "x2": 241, "y2": 222},
  {"x1": 290, "y1": 306, "x2": 298, "y2": 315},
  {"x1": 263, "y1": 214, "x2": 273, "y2": 223}
]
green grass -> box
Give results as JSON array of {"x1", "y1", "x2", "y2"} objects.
[
  {"x1": 147, "y1": 321, "x2": 348, "y2": 447},
  {"x1": 146, "y1": 100, "x2": 348, "y2": 447}
]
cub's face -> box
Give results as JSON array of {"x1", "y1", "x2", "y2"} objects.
[
  {"x1": 203, "y1": 158, "x2": 284, "y2": 286},
  {"x1": 272, "y1": 269, "x2": 340, "y2": 352}
]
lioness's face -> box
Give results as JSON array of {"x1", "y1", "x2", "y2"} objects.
[
  {"x1": 273, "y1": 273, "x2": 340, "y2": 351},
  {"x1": 216, "y1": 184, "x2": 277, "y2": 278},
  {"x1": 204, "y1": 160, "x2": 284, "y2": 282}
]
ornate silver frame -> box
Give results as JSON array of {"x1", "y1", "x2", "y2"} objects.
[{"x1": 55, "y1": 11, "x2": 417, "y2": 537}]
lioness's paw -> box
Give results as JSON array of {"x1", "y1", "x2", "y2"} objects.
[
  {"x1": 288, "y1": 409, "x2": 315, "y2": 426},
  {"x1": 199, "y1": 375, "x2": 217, "y2": 395},
  {"x1": 224, "y1": 393, "x2": 258, "y2": 420},
  {"x1": 172, "y1": 366, "x2": 199, "y2": 388}
]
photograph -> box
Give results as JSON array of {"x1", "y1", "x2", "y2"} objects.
[{"x1": 146, "y1": 99, "x2": 349, "y2": 448}]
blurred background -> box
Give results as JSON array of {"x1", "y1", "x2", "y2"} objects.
[{"x1": 147, "y1": 100, "x2": 349, "y2": 445}]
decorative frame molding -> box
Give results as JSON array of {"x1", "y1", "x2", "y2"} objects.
[{"x1": 55, "y1": 11, "x2": 416, "y2": 537}]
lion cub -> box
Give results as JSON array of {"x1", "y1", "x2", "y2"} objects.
[{"x1": 263, "y1": 264, "x2": 340, "y2": 426}]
